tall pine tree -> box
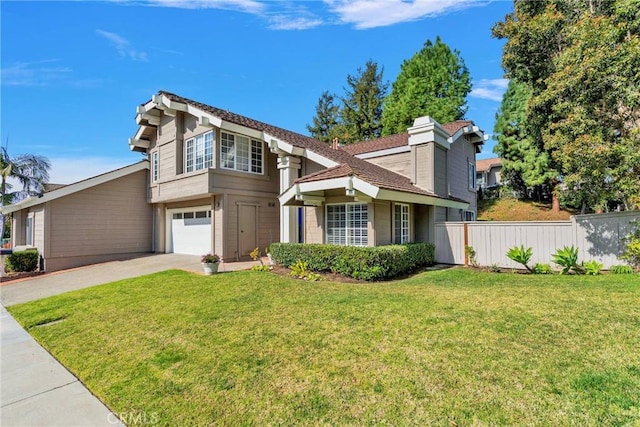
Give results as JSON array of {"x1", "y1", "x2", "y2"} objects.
[
  {"x1": 339, "y1": 60, "x2": 388, "y2": 143},
  {"x1": 306, "y1": 91, "x2": 340, "y2": 143},
  {"x1": 382, "y1": 37, "x2": 471, "y2": 135}
]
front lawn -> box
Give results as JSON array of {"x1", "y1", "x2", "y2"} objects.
[{"x1": 8, "y1": 268, "x2": 640, "y2": 425}]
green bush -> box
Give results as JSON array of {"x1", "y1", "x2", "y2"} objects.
[
  {"x1": 610, "y1": 264, "x2": 634, "y2": 274},
  {"x1": 621, "y1": 220, "x2": 640, "y2": 271},
  {"x1": 269, "y1": 242, "x2": 435, "y2": 281},
  {"x1": 5, "y1": 249, "x2": 39, "y2": 273},
  {"x1": 532, "y1": 263, "x2": 554, "y2": 275},
  {"x1": 583, "y1": 260, "x2": 603, "y2": 276}
]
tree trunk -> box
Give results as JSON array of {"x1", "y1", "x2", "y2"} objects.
[{"x1": 552, "y1": 192, "x2": 560, "y2": 213}]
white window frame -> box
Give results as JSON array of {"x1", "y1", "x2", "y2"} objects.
[
  {"x1": 394, "y1": 203, "x2": 410, "y2": 244},
  {"x1": 468, "y1": 161, "x2": 477, "y2": 190},
  {"x1": 220, "y1": 131, "x2": 263, "y2": 175},
  {"x1": 325, "y1": 203, "x2": 368, "y2": 246},
  {"x1": 185, "y1": 131, "x2": 214, "y2": 173},
  {"x1": 152, "y1": 151, "x2": 159, "y2": 183},
  {"x1": 25, "y1": 214, "x2": 34, "y2": 246}
]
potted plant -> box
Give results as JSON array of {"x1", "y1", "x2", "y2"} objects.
[{"x1": 201, "y1": 253, "x2": 220, "y2": 275}]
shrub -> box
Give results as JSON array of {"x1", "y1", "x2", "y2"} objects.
[
  {"x1": 5, "y1": 249, "x2": 39, "y2": 273},
  {"x1": 583, "y1": 260, "x2": 603, "y2": 276},
  {"x1": 532, "y1": 263, "x2": 553, "y2": 275},
  {"x1": 289, "y1": 260, "x2": 322, "y2": 281},
  {"x1": 610, "y1": 264, "x2": 634, "y2": 274},
  {"x1": 552, "y1": 246, "x2": 584, "y2": 275},
  {"x1": 201, "y1": 253, "x2": 220, "y2": 263},
  {"x1": 465, "y1": 246, "x2": 478, "y2": 267},
  {"x1": 269, "y1": 242, "x2": 435, "y2": 281},
  {"x1": 621, "y1": 220, "x2": 640, "y2": 271},
  {"x1": 506, "y1": 245, "x2": 533, "y2": 272}
]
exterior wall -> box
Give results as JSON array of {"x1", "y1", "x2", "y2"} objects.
[
  {"x1": 435, "y1": 211, "x2": 640, "y2": 268},
  {"x1": 434, "y1": 146, "x2": 448, "y2": 196},
  {"x1": 304, "y1": 206, "x2": 324, "y2": 244},
  {"x1": 44, "y1": 169, "x2": 152, "y2": 271},
  {"x1": 414, "y1": 205, "x2": 431, "y2": 243},
  {"x1": 447, "y1": 137, "x2": 477, "y2": 214},
  {"x1": 31, "y1": 206, "x2": 45, "y2": 252},
  {"x1": 489, "y1": 167, "x2": 502, "y2": 187},
  {"x1": 414, "y1": 144, "x2": 434, "y2": 193},
  {"x1": 374, "y1": 200, "x2": 392, "y2": 245},
  {"x1": 303, "y1": 158, "x2": 325, "y2": 177},
  {"x1": 365, "y1": 152, "x2": 411, "y2": 179}
]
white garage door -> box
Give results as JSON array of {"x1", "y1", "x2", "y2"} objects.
[{"x1": 170, "y1": 209, "x2": 211, "y2": 255}]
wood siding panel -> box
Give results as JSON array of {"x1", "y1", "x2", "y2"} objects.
[
  {"x1": 304, "y1": 207, "x2": 323, "y2": 244},
  {"x1": 374, "y1": 201, "x2": 392, "y2": 245},
  {"x1": 415, "y1": 144, "x2": 434, "y2": 192},
  {"x1": 366, "y1": 153, "x2": 411, "y2": 179},
  {"x1": 448, "y1": 138, "x2": 477, "y2": 213},
  {"x1": 30, "y1": 206, "x2": 45, "y2": 254},
  {"x1": 434, "y1": 146, "x2": 447, "y2": 196},
  {"x1": 48, "y1": 170, "x2": 152, "y2": 259}
]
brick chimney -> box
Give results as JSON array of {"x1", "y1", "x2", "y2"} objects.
[{"x1": 332, "y1": 137, "x2": 339, "y2": 150}]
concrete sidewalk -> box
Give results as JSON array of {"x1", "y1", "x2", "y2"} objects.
[{"x1": 0, "y1": 254, "x2": 260, "y2": 426}]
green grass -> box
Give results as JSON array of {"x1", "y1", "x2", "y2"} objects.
[{"x1": 8, "y1": 268, "x2": 640, "y2": 426}]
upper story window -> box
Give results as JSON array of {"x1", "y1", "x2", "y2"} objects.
[
  {"x1": 394, "y1": 203, "x2": 410, "y2": 244},
  {"x1": 326, "y1": 203, "x2": 368, "y2": 246},
  {"x1": 468, "y1": 161, "x2": 476, "y2": 190},
  {"x1": 463, "y1": 210, "x2": 476, "y2": 221},
  {"x1": 220, "y1": 132, "x2": 263, "y2": 174},
  {"x1": 185, "y1": 131, "x2": 214, "y2": 173},
  {"x1": 152, "y1": 151, "x2": 159, "y2": 182}
]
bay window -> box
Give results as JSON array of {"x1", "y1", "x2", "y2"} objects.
[{"x1": 326, "y1": 203, "x2": 368, "y2": 246}]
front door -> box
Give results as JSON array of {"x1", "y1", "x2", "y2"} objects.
[{"x1": 238, "y1": 204, "x2": 257, "y2": 259}]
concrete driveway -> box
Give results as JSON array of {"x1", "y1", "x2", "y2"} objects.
[{"x1": 1, "y1": 253, "x2": 259, "y2": 426}]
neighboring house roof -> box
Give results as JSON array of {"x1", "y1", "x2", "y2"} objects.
[
  {"x1": 147, "y1": 92, "x2": 470, "y2": 209},
  {"x1": 0, "y1": 161, "x2": 149, "y2": 215},
  {"x1": 44, "y1": 183, "x2": 67, "y2": 192},
  {"x1": 476, "y1": 157, "x2": 502, "y2": 173}
]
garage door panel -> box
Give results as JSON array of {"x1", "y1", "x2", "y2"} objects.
[{"x1": 170, "y1": 209, "x2": 211, "y2": 255}]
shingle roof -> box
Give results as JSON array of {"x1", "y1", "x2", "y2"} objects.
[
  {"x1": 340, "y1": 133, "x2": 409, "y2": 156},
  {"x1": 476, "y1": 157, "x2": 502, "y2": 172},
  {"x1": 339, "y1": 120, "x2": 476, "y2": 157},
  {"x1": 157, "y1": 91, "x2": 464, "y2": 201}
]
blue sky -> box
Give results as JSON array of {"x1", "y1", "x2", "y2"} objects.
[{"x1": 1, "y1": 0, "x2": 512, "y2": 184}]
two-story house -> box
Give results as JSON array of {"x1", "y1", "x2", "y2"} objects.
[{"x1": 3, "y1": 91, "x2": 485, "y2": 272}]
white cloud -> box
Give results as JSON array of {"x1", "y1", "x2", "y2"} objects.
[
  {"x1": 48, "y1": 156, "x2": 144, "y2": 185},
  {"x1": 138, "y1": 0, "x2": 265, "y2": 13},
  {"x1": 96, "y1": 29, "x2": 148, "y2": 62},
  {"x1": 471, "y1": 78, "x2": 509, "y2": 102},
  {"x1": 1, "y1": 59, "x2": 72, "y2": 86},
  {"x1": 325, "y1": 0, "x2": 481, "y2": 29}
]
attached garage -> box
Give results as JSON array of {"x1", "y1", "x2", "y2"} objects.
[{"x1": 167, "y1": 207, "x2": 212, "y2": 255}]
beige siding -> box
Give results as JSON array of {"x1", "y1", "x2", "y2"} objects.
[
  {"x1": 303, "y1": 158, "x2": 325, "y2": 176},
  {"x1": 448, "y1": 138, "x2": 477, "y2": 213},
  {"x1": 365, "y1": 152, "x2": 411, "y2": 179},
  {"x1": 414, "y1": 143, "x2": 434, "y2": 192},
  {"x1": 304, "y1": 206, "x2": 323, "y2": 244},
  {"x1": 48, "y1": 170, "x2": 152, "y2": 260},
  {"x1": 434, "y1": 146, "x2": 448, "y2": 196},
  {"x1": 374, "y1": 201, "x2": 392, "y2": 245},
  {"x1": 435, "y1": 206, "x2": 448, "y2": 222},
  {"x1": 31, "y1": 206, "x2": 45, "y2": 252},
  {"x1": 414, "y1": 205, "x2": 430, "y2": 242}
]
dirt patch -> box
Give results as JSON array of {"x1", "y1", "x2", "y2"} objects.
[
  {"x1": 0, "y1": 271, "x2": 45, "y2": 285},
  {"x1": 268, "y1": 264, "x2": 454, "y2": 284}
]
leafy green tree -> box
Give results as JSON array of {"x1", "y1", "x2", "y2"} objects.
[
  {"x1": 339, "y1": 59, "x2": 388, "y2": 143},
  {"x1": 382, "y1": 37, "x2": 471, "y2": 135},
  {"x1": 493, "y1": 0, "x2": 640, "y2": 211},
  {"x1": 306, "y1": 91, "x2": 341, "y2": 143},
  {"x1": 0, "y1": 143, "x2": 51, "y2": 241}
]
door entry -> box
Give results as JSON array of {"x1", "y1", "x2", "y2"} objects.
[{"x1": 238, "y1": 204, "x2": 257, "y2": 259}]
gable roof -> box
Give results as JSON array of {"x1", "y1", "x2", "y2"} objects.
[
  {"x1": 0, "y1": 161, "x2": 149, "y2": 215},
  {"x1": 476, "y1": 157, "x2": 502, "y2": 172},
  {"x1": 139, "y1": 92, "x2": 469, "y2": 209}
]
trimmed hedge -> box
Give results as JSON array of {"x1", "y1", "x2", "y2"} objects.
[
  {"x1": 269, "y1": 242, "x2": 435, "y2": 281},
  {"x1": 5, "y1": 249, "x2": 39, "y2": 273}
]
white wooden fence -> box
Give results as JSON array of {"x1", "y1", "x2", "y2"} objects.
[{"x1": 434, "y1": 211, "x2": 640, "y2": 269}]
